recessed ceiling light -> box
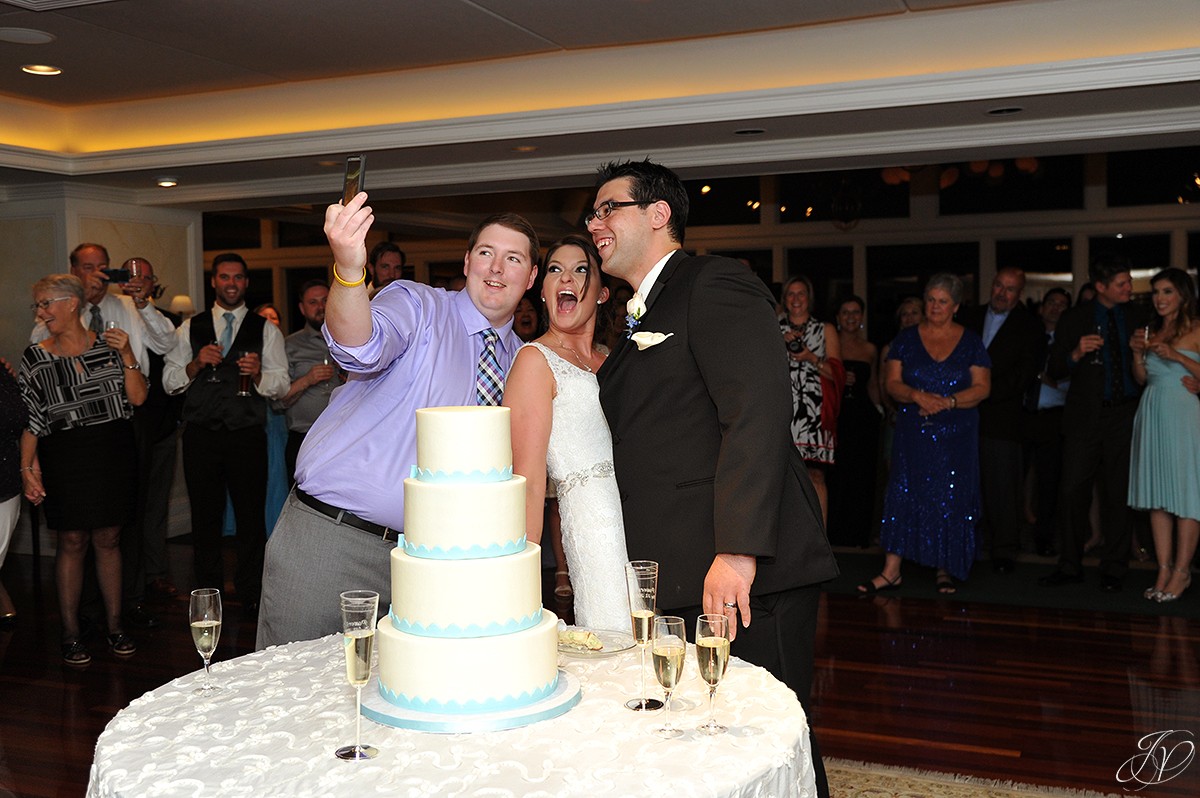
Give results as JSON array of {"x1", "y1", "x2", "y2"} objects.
[
  {"x1": 0, "y1": 27, "x2": 56, "y2": 45},
  {"x1": 22, "y1": 64, "x2": 62, "y2": 76},
  {"x1": 700, "y1": 185, "x2": 711, "y2": 194},
  {"x1": 733, "y1": 128, "x2": 766, "y2": 136},
  {"x1": 156, "y1": 177, "x2": 178, "y2": 188},
  {"x1": 512, "y1": 145, "x2": 538, "y2": 153},
  {"x1": 986, "y1": 106, "x2": 1024, "y2": 116},
  {"x1": 316, "y1": 160, "x2": 340, "y2": 168}
]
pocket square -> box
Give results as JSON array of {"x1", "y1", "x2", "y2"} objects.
[{"x1": 630, "y1": 331, "x2": 674, "y2": 351}]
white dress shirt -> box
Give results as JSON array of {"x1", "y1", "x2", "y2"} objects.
[{"x1": 162, "y1": 304, "x2": 290, "y2": 400}]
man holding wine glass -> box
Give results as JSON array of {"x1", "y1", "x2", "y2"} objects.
[{"x1": 163, "y1": 253, "x2": 289, "y2": 614}]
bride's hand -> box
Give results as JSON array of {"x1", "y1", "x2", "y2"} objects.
[{"x1": 703, "y1": 553, "x2": 755, "y2": 639}]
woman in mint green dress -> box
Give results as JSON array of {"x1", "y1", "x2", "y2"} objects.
[{"x1": 1129, "y1": 268, "x2": 1200, "y2": 603}]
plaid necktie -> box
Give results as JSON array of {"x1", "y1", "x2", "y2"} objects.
[
  {"x1": 88, "y1": 305, "x2": 104, "y2": 334},
  {"x1": 475, "y1": 329, "x2": 503, "y2": 406}
]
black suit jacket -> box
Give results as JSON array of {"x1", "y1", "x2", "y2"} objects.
[
  {"x1": 1047, "y1": 299, "x2": 1146, "y2": 434},
  {"x1": 960, "y1": 303, "x2": 1043, "y2": 441},
  {"x1": 597, "y1": 251, "x2": 838, "y2": 609}
]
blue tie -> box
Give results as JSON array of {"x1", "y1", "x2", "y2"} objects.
[
  {"x1": 475, "y1": 329, "x2": 503, "y2": 406},
  {"x1": 219, "y1": 312, "x2": 236, "y2": 357}
]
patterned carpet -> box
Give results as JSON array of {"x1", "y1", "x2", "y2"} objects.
[{"x1": 826, "y1": 759, "x2": 1122, "y2": 798}]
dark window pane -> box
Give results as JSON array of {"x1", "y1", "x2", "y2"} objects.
[
  {"x1": 1087, "y1": 234, "x2": 1170, "y2": 271},
  {"x1": 997, "y1": 238, "x2": 1074, "y2": 301},
  {"x1": 1190, "y1": 232, "x2": 1200, "y2": 273},
  {"x1": 277, "y1": 221, "x2": 328, "y2": 248},
  {"x1": 865, "y1": 242, "x2": 979, "y2": 344},
  {"x1": 940, "y1": 156, "x2": 1084, "y2": 215},
  {"x1": 1108, "y1": 147, "x2": 1200, "y2": 207},
  {"x1": 685, "y1": 176, "x2": 763, "y2": 226},
  {"x1": 785, "y1": 247, "x2": 854, "y2": 319},
  {"x1": 779, "y1": 168, "x2": 908, "y2": 225},
  {"x1": 203, "y1": 214, "x2": 261, "y2": 251}
]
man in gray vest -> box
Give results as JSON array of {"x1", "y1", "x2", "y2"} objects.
[{"x1": 163, "y1": 253, "x2": 289, "y2": 613}]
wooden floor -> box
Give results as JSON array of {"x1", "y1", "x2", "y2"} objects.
[{"x1": 1, "y1": 547, "x2": 1197, "y2": 797}]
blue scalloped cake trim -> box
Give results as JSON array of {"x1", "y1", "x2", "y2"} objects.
[
  {"x1": 389, "y1": 605, "x2": 542, "y2": 638},
  {"x1": 409, "y1": 464, "x2": 514, "y2": 483},
  {"x1": 378, "y1": 674, "x2": 559, "y2": 714},
  {"x1": 403, "y1": 536, "x2": 527, "y2": 560}
]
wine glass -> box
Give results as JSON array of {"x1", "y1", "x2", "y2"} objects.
[
  {"x1": 189, "y1": 588, "x2": 222, "y2": 696},
  {"x1": 335, "y1": 590, "x2": 379, "y2": 761},
  {"x1": 695, "y1": 613, "x2": 731, "y2": 735},
  {"x1": 651, "y1": 615, "x2": 686, "y2": 738},
  {"x1": 1089, "y1": 324, "x2": 1104, "y2": 365},
  {"x1": 624, "y1": 561, "x2": 663, "y2": 711},
  {"x1": 205, "y1": 339, "x2": 222, "y2": 382}
]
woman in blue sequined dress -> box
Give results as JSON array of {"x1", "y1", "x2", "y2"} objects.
[
  {"x1": 1128, "y1": 268, "x2": 1200, "y2": 603},
  {"x1": 859, "y1": 274, "x2": 991, "y2": 595}
]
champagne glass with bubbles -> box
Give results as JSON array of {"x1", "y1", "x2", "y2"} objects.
[
  {"x1": 695, "y1": 613, "x2": 731, "y2": 735},
  {"x1": 651, "y1": 615, "x2": 687, "y2": 738},
  {"x1": 189, "y1": 588, "x2": 222, "y2": 696},
  {"x1": 335, "y1": 590, "x2": 379, "y2": 761},
  {"x1": 625, "y1": 561, "x2": 664, "y2": 711}
]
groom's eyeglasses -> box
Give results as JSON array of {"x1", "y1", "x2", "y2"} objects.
[{"x1": 585, "y1": 200, "x2": 652, "y2": 225}]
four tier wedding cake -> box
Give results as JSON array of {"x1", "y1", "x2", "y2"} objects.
[{"x1": 375, "y1": 406, "x2": 560, "y2": 713}]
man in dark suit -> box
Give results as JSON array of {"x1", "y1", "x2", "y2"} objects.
[
  {"x1": 1040, "y1": 254, "x2": 1144, "y2": 592},
  {"x1": 591, "y1": 159, "x2": 838, "y2": 796},
  {"x1": 960, "y1": 267, "x2": 1043, "y2": 573}
]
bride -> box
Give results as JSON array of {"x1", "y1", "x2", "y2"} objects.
[{"x1": 504, "y1": 235, "x2": 630, "y2": 631}]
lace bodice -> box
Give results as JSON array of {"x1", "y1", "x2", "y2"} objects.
[{"x1": 526, "y1": 343, "x2": 630, "y2": 631}]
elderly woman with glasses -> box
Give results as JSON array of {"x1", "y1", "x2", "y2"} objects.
[
  {"x1": 19, "y1": 274, "x2": 147, "y2": 666},
  {"x1": 860, "y1": 273, "x2": 991, "y2": 596}
]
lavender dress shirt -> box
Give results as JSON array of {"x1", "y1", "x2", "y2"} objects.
[{"x1": 294, "y1": 282, "x2": 518, "y2": 529}]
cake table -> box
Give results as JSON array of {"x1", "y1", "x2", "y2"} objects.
[{"x1": 87, "y1": 633, "x2": 816, "y2": 797}]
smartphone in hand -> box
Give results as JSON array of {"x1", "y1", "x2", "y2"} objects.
[{"x1": 342, "y1": 154, "x2": 365, "y2": 206}]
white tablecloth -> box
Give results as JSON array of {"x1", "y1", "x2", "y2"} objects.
[{"x1": 88, "y1": 634, "x2": 815, "y2": 797}]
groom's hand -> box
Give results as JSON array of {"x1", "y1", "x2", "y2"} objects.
[{"x1": 704, "y1": 553, "x2": 756, "y2": 640}]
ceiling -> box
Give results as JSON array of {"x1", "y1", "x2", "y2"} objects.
[{"x1": 0, "y1": 0, "x2": 1198, "y2": 237}]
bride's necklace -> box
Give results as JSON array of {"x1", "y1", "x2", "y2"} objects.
[{"x1": 552, "y1": 332, "x2": 593, "y2": 373}]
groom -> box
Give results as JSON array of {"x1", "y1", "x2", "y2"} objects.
[{"x1": 592, "y1": 160, "x2": 838, "y2": 795}]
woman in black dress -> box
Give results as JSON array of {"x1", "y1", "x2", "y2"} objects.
[
  {"x1": 0, "y1": 363, "x2": 25, "y2": 627},
  {"x1": 20, "y1": 274, "x2": 147, "y2": 665}
]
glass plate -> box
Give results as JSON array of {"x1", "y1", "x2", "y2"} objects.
[{"x1": 557, "y1": 626, "x2": 636, "y2": 658}]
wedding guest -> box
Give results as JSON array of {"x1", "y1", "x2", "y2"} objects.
[
  {"x1": 505, "y1": 234, "x2": 629, "y2": 631},
  {"x1": 1128, "y1": 268, "x2": 1200, "y2": 602},
  {"x1": 1024, "y1": 288, "x2": 1072, "y2": 558},
  {"x1": 257, "y1": 303, "x2": 290, "y2": 531},
  {"x1": 780, "y1": 275, "x2": 842, "y2": 523},
  {"x1": 366, "y1": 241, "x2": 406, "y2": 297},
  {"x1": 0, "y1": 366, "x2": 24, "y2": 629},
  {"x1": 513, "y1": 292, "x2": 540, "y2": 343},
  {"x1": 279, "y1": 280, "x2": 336, "y2": 479},
  {"x1": 827, "y1": 295, "x2": 881, "y2": 547},
  {"x1": 20, "y1": 274, "x2": 147, "y2": 665},
  {"x1": 257, "y1": 198, "x2": 538, "y2": 650},
  {"x1": 862, "y1": 273, "x2": 991, "y2": 595},
  {"x1": 254, "y1": 303, "x2": 280, "y2": 328},
  {"x1": 1041, "y1": 254, "x2": 1146, "y2": 593},
  {"x1": 879, "y1": 296, "x2": 924, "y2": 463}
]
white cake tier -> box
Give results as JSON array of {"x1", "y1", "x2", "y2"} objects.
[
  {"x1": 414, "y1": 406, "x2": 511, "y2": 480},
  {"x1": 376, "y1": 611, "x2": 560, "y2": 714},
  {"x1": 403, "y1": 475, "x2": 526, "y2": 558},
  {"x1": 389, "y1": 542, "x2": 543, "y2": 637}
]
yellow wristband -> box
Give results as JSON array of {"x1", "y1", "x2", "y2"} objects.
[{"x1": 332, "y1": 263, "x2": 366, "y2": 288}]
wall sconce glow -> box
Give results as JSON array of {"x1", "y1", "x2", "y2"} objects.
[
  {"x1": 700, "y1": 185, "x2": 711, "y2": 194},
  {"x1": 780, "y1": 206, "x2": 787, "y2": 213},
  {"x1": 156, "y1": 177, "x2": 179, "y2": 188},
  {"x1": 805, "y1": 207, "x2": 813, "y2": 217},
  {"x1": 21, "y1": 64, "x2": 61, "y2": 76},
  {"x1": 751, "y1": 201, "x2": 761, "y2": 211}
]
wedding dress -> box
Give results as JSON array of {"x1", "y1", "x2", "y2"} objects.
[{"x1": 527, "y1": 343, "x2": 630, "y2": 631}]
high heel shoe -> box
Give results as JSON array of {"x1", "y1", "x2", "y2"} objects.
[
  {"x1": 857, "y1": 573, "x2": 901, "y2": 595},
  {"x1": 554, "y1": 571, "x2": 573, "y2": 598},
  {"x1": 1145, "y1": 563, "x2": 1171, "y2": 601},
  {"x1": 1156, "y1": 568, "x2": 1192, "y2": 603}
]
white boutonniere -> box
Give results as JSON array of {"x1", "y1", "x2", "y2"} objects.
[
  {"x1": 624, "y1": 293, "x2": 646, "y2": 338},
  {"x1": 630, "y1": 331, "x2": 674, "y2": 351}
]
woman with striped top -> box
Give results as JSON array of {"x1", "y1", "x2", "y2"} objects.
[{"x1": 19, "y1": 274, "x2": 147, "y2": 666}]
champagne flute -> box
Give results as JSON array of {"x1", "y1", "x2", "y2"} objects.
[
  {"x1": 103, "y1": 320, "x2": 119, "y2": 365},
  {"x1": 189, "y1": 588, "x2": 222, "y2": 696},
  {"x1": 205, "y1": 339, "x2": 222, "y2": 382},
  {"x1": 695, "y1": 613, "x2": 731, "y2": 735},
  {"x1": 1089, "y1": 324, "x2": 1104, "y2": 365},
  {"x1": 625, "y1": 561, "x2": 663, "y2": 711},
  {"x1": 335, "y1": 590, "x2": 379, "y2": 761},
  {"x1": 651, "y1": 616, "x2": 686, "y2": 738}
]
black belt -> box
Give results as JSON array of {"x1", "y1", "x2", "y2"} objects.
[{"x1": 294, "y1": 487, "x2": 399, "y2": 542}]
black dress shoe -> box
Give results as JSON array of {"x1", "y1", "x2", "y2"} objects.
[
  {"x1": 992, "y1": 558, "x2": 1015, "y2": 574},
  {"x1": 125, "y1": 604, "x2": 160, "y2": 628},
  {"x1": 1100, "y1": 575, "x2": 1122, "y2": 593},
  {"x1": 1038, "y1": 570, "x2": 1084, "y2": 587}
]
